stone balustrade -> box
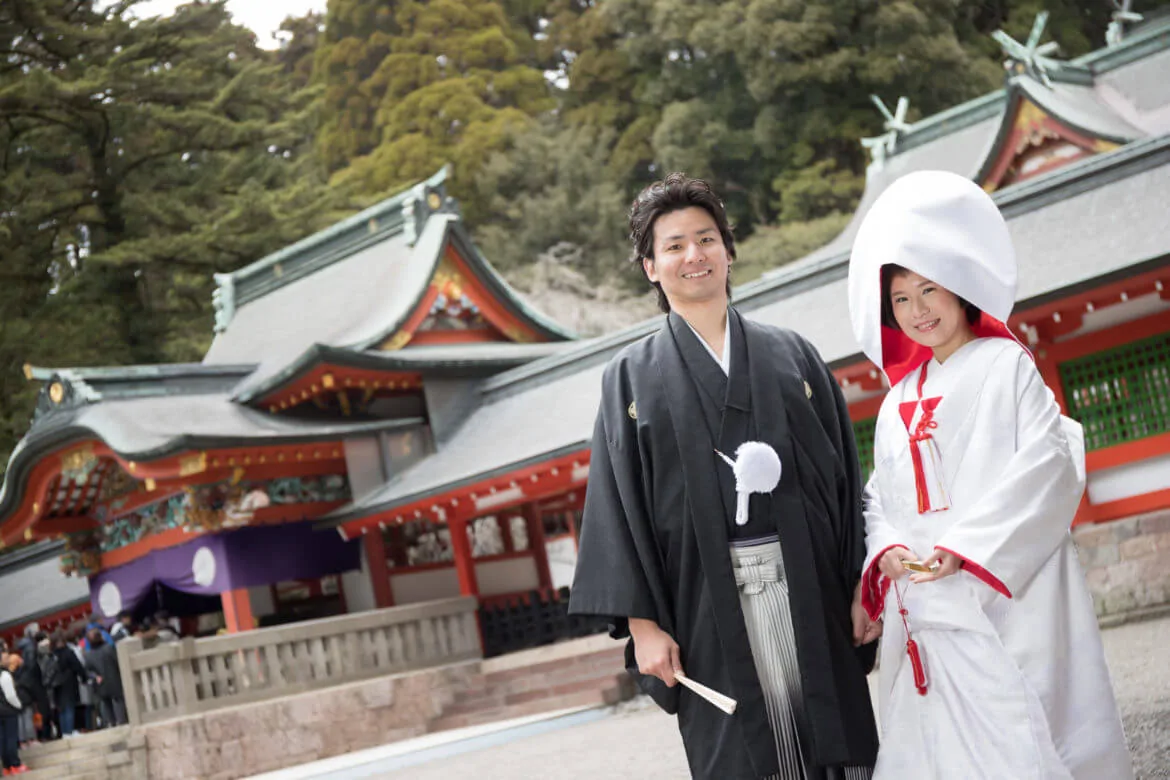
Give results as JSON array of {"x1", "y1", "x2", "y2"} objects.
[{"x1": 115, "y1": 597, "x2": 481, "y2": 725}]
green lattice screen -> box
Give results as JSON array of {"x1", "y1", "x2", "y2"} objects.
[
  {"x1": 1059, "y1": 332, "x2": 1170, "y2": 452},
  {"x1": 853, "y1": 416, "x2": 878, "y2": 481}
]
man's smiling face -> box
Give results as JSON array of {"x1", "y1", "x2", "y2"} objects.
[{"x1": 643, "y1": 207, "x2": 731, "y2": 311}]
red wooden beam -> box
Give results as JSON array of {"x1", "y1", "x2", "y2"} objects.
[
  {"x1": 221, "y1": 588, "x2": 256, "y2": 633},
  {"x1": 1043, "y1": 308, "x2": 1170, "y2": 365},
  {"x1": 32, "y1": 515, "x2": 97, "y2": 537},
  {"x1": 249, "y1": 501, "x2": 347, "y2": 526},
  {"x1": 448, "y1": 517, "x2": 479, "y2": 598},
  {"x1": 363, "y1": 530, "x2": 395, "y2": 609},
  {"x1": 1084, "y1": 487, "x2": 1170, "y2": 525},
  {"x1": 408, "y1": 328, "x2": 508, "y2": 346},
  {"x1": 523, "y1": 503, "x2": 553, "y2": 591},
  {"x1": 256, "y1": 365, "x2": 424, "y2": 412},
  {"x1": 847, "y1": 394, "x2": 884, "y2": 422},
  {"x1": 339, "y1": 449, "x2": 591, "y2": 539},
  {"x1": 1085, "y1": 431, "x2": 1170, "y2": 473},
  {"x1": 1010, "y1": 267, "x2": 1169, "y2": 343}
]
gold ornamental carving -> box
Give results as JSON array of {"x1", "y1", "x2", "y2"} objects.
[
  {"x1": 60, "y1": 444, "x2": 95, "y2": 473},
  {"x1": 503, "y1": 324, "x2": 533, "y2": 343},
  {"x1": 179, "y1": 451, "x2": 208, "y2": 477},
  {"x1": 60, "y1": 445, "x2": 97, "y2": 485},
  {"x1": 382, "y1": 331, "x2": 412, "y2": 351},
  {"x1": 432, "y1": 258, "x2": 466, "y2": 299}
]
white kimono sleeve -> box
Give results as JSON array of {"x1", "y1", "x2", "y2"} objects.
[
  {"x1": 860, "y1": 471, "x2": 913, "y2": 620},
  {"x1": 933, "y1": 350, "x2": 1081, "y2": 598}
]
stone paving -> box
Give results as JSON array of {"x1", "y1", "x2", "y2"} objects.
[{"x1": 378, "y1": 614, "x2": 1170, "y2": 779}]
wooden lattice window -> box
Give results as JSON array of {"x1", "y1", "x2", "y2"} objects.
[
  {"x1": 853, "y1": 416, "x2": 878, "y2": 480},
  {"x1": 1059, "y1": 332, "x2": 1170, "y2": 452}
]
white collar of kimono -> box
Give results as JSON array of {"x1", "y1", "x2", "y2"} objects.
[
  {"x1": 847, "y1": 170, "x2": 1021, "y2": 386},
  {"x1": 685, "y1": 315, "x2": 731, "y2": 376}
]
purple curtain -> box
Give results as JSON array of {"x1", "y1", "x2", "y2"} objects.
[{"x1": 89, "y1": 521, "x2": 359, "y2": 618}]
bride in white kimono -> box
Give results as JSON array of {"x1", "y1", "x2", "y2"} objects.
[{"x1": 847, "y1": 170, "x2": 1133, "y2": 780}]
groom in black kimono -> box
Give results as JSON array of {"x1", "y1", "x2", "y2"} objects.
[{"x1": 569, "y1": 173, "x2": 880, "y2": 779}]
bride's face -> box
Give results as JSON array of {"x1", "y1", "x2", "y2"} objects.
[{"x1": 888, "y1": 270, "x2": 972, "y2": 359}]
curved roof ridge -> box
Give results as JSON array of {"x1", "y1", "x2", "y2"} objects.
[
  {"x1": 877, "y1": 14, "x2": 1170, "y2": 163},
  {"x1": 228, "y1": 166, "x2": 448, "y2": 285}
]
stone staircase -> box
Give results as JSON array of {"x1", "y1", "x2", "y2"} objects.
[
  {"x1": 427, "y1": 634, "x2": 635, "y2": 732},
  {"x1": 17, "y1": 726, "x2": 144, "y2": 780},
  {"x1": 11, "y1": 636, "x2": 633, "y2": 780}
]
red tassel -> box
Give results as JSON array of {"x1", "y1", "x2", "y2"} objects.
[
  {"x1": 903, "y1": 363, "x2": 940, "y2": 514},
  {"x1": 906, "y1": 638, "x2": 928, "y2": 696},
  {"x1": 895, "y1": 581, "x2": 928, "y2": 696},
  {"x1": 908, "y1": 437, "x2": 931, "y2": 513}
]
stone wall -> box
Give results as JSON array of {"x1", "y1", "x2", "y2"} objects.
[
  {"x1": 117, "y1": 661, "x2": 479, "y2": 780},
  {"x1": 1073, "y1": 507, "x2": 1170, "y2": 619}
]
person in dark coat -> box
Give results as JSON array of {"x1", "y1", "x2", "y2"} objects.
[
  {"x1": 49, "y1": 631, "x2": 85, "y2": 738},
  {"x1": 108, "y1": 613, "x2": 134, "y2": 645},
  {"x1": 569, "y1": 174, "x2": 879, "y2": 779},
  {"x1": 13, "y1": 628, "x2": 48, "y2": 745},
  {"x1": 82, "y1": 630, "x2": 126, "y2": 728}
]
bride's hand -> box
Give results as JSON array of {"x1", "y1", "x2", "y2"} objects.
[{"x1": 909, "y1": 549, "x2": 961, "y2": 583}]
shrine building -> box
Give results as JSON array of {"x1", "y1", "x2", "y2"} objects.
[{"x1": 2, "y1": 12, "x2": 1169, "y2": 649}]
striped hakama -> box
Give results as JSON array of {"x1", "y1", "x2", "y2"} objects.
[{"x1": 731, "y1": 540, "x2": 873, "y2": 780}]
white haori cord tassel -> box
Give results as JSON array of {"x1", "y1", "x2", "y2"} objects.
[{"x1": 716, "y1": 442, "x2": 783, "y2": 526}]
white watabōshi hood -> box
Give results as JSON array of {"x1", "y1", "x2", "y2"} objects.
[{"x1": 847, "y1": 170, "x2": 1021, "y2": 386}]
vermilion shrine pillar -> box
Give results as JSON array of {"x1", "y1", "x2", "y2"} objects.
[
  {"x1": 522, "y1": 503, "x2": 553, "y2": 591},
  {"x1": 363, "y1": 529, "x2": 395, "y2": 608},
  {"x1": 448, "y1": 516, "x2": 480, "y2": 597},
  {"x1": 221, "y1": 588, "x2": 255, "y2": 633}
]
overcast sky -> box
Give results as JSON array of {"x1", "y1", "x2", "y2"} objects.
[{"x1": 132, "y1": 0, "x2": 327, "y2": 48}]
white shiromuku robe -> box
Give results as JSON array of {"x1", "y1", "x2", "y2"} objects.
[{"x1": 861, "y1": 337, "x2": 1133, "y2": 780}]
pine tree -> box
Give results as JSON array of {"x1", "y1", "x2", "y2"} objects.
[
  {"x1": 314, "y1": 0, "x2": 553, "y2": 221},
  {"x1": 0, "y1": 0, "x2": 334, "y2": 468}
]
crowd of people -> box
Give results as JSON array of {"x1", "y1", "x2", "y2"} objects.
[{"x1": 0, "y1": 610, "x2": 181, "y2": 776}]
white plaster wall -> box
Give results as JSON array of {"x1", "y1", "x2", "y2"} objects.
[
  {"x1": 344, "y1": 437, "x2": 385, "y2": 501},
  {"x1": 390, "y1": 568, "x2": 460, "y2": 605},
  {"x1": 248, "y1": 585, "x2": 275, "y2": 619},
  {"x1": 0, "y1": 557, "x2": 90, "y2": 626},
  {"x1": 341, "y1": 545, "x2": 377, "y2": 614},
  {"x1": 546, "y1": 537, "x2": 578, "y2": 591},
  {"x1": 475, "y1": 557, "x2": 539, "y2": 597},
  {"x1": 1087, "y1": 452, "x2": 1170, "y2": 504}
]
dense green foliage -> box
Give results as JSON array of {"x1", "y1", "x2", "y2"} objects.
[
  {"x1": 0, "y1": 0, "x2": 336, "y2": 465},
  {"x1": 1, "y1": 0, "x2": 1164, "y2": 468}
]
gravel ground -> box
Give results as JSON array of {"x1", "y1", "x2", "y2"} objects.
[{"x1": 381, "y1": 615, "x2": 1170, "y2": 779}]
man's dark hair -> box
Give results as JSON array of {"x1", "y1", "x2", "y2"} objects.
[
  {"x1": 880, "y1": 264, "x2": 981, "y2": 330},
  {"x1": 628, "y1": 172, "x2": 736, "y2": 313}
]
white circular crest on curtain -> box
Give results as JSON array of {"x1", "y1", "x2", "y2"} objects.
[
  {"x1": 98, "y1": 581, "x2": 122, "y2": 617},
  {"x1": 192, "y1": 546, "x2": 217, "y2": 587}
]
